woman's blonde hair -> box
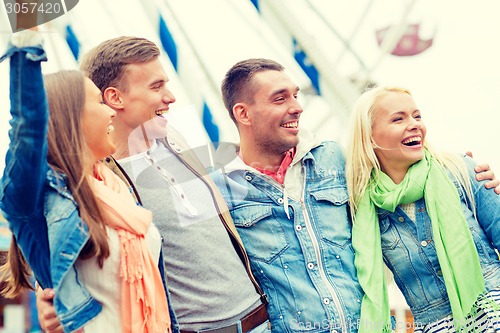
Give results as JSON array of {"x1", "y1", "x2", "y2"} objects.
[
  {"x1": 345, "y1": 85, "x2": 475, "y2": 222},
  {"x1": 0, "y1": 70, "x2": 110, "y2": 297}
]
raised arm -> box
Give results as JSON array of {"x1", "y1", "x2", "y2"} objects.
[
  {"x1": 0, "y1": 30, "x2": 48, "y2": 217},
  {"x1": 0, "y1": 29, "x2": 51, "y2": 287}
]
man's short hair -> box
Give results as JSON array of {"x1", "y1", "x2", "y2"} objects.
[
  {"x1": 80, "y1": 36, "x2": 160, "y2": 93},
  {"x1": 221, "y1": 58, "x2": 284, "y2": 124}
]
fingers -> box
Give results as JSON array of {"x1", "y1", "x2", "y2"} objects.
[
  {"x1": 36, "y1": 288, "x2": 63, "y2": 333},
  {"x1": 479, "y1": 175, "x2": 500, "y2": 196},
  {"x1": 484, "y1": 178, "x2": 500, "y2": 188},
  {"x1": 36, "y1": 288, "x2": 54, "y2": 303},
  {"x1": 41, "y1": 316, "x2": 64, "y2": 333},
  {"x1": 474, "y1": 163, "x2": 492, "y2": 176},
  {"x1": 476, "y1": 170, "x2": 494, "y2": 182},
  {"x1": 473, "y1": 166, "x2": 500, "y2": 194}
]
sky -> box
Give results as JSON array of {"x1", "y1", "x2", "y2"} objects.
[
  {"x1": 397, "y1": 2, "x2": 500, "y2": 172},
  {"x1": 352, "y1": 0, "x2": 500, "y2": 173},
  {"x1": 0, "y1": 0, "x2": 499, "y2": 175}
]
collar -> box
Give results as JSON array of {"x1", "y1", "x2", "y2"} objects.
[
  {"x1": 253, "y1": 148, "x2": 296, "y2": 184},
  {"x1": 216, "y1": 128, "x2": 321, "y2": 175}
]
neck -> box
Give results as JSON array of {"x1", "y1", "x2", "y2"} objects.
[
  {"x1": 380, "y1": 164, "x2": 409, "y2": 184},
  {"x1": 111, "y1": 126, "x2": 154, "y2": 160},
  {"x1": 239, "y1": 138, "x2": 286, "y2": 172},
  {"x1": 85, "y1": 154, "x2": 100, "y2": 175}
]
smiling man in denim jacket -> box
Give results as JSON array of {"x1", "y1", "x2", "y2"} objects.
[{"x1": 211, "y1": 58, "x2": 500, "y2": 333}]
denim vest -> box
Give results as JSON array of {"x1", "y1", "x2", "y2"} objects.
[
  {"x1": 212, "y1": 140, "x2": 362, "y2": 333},
  {"x1": 378, "y1": 155, "x2": 500, "y2": 325},
  {"x1": 0, "y1": 41, "x2": 179, "y2": 333}
]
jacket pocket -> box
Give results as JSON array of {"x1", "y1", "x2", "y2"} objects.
[
  {"x1": 379, "y1": 217, "x2": 401, "y2": 251},
  {"x1": 309, "y1": 186, "x2": 352, "y2": 249},
  {"x1": 231, "y1": 205, "x2": 289, "y2": 263}
]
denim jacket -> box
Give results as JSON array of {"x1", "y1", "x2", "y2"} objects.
[
  {"x1": 378, "y1": 155, "x2": 500, "y2": 325},
  {"x1": 0, "y1": 39, "x2": 179, "y2": 332},
  {"x1": 212, "y1": 132, "x2": 363, "y2": 333}
]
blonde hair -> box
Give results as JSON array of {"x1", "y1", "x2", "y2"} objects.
[
  {"x1": 0, "y1": 71, "x2": 110, "y2": 298},
  {"x1": 345, "y1": 85, "x2": 475, "y2": 221}
]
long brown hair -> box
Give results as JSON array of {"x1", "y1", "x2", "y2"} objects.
[{"x1": 0, "y1": 70, "x2": 110, "y2": 297}]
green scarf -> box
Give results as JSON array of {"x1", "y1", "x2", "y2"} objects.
[{"x1": 353, "y1": 150, "x2": 485, "y2": 332}]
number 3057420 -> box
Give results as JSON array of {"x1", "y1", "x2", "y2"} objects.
[{"x1": 5, "y1": 1, "x2": 62, "y2": 14}]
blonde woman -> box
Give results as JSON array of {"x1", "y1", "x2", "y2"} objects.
[{"x1": 346, "y1": 85, "x2": 500, "y2": 332}]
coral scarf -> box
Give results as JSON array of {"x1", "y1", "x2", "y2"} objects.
[
  {"x1": 352, "y1": 150, "x2": 485, "y2": 332},
  {"x1": 92, "y1": 162, "x2": 170, "y2": 333}
]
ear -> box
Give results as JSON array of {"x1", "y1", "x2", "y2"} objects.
[
  {"x1": 232, "y1": 102, "x2": 251, "y2": 126},
  {"x1": 103, "y1": 87, "x2": 124, "y2": 110}
]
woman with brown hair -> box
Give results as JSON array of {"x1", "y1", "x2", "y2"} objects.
[{"x1": 0, "y1": 29, "x2": 174, "y2": 332}]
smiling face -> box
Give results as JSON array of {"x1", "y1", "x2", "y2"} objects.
[
  {"x1": 243, "y1": 70, "x2": 303, "y2": 157},
  {"x1": 81, "y1": 77, "x2": 117, "y2": 161},
  {"x1": 117, "y1": 58, "x2": 176, "y2": 139},
  {"x1": 371, "y1": 90, "x2": 427, "y2": 176}
]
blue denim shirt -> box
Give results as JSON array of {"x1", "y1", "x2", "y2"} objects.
[
  {"x1": 212, "y1": 140, "x2": 363, "y2": 333},
  {"x1": 0, "y1": 41, "x2": 179, "y2": 333},
  {"x1": 378, "y1": 155, "x2": 500, "y2": 325}
]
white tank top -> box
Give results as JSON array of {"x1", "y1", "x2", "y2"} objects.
[{"x1": 75, "y1": 224, "x2": 162, "y2": 332}]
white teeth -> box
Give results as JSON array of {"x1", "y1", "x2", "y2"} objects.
[
  {"x1": 107, "y1": 125, "x2": 114, "y2": 134},
  {"x1": 155, "y1": 110, "x2": 167, "y2": 116},
  {"x1": 402, "y1": 137, "x2": 421, "y2": 144},
  {"x1": 281, "y1": 121, "x2": 298, "y2": 128}
]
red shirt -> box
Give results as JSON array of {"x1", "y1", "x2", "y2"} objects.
[{"x1": 254, "y1": 148, "x2": 296, "y2": 184}]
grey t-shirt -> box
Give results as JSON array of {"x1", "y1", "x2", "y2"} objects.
[{"x1": 118, "y1": 141, "x2": 260, "y2": 331}]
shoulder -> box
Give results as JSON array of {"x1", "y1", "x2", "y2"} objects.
[
  {"x1": 303, "y1": 140, "x2": 346, "y2": 174},
  {"x1": 462, "y1": 154, "x2": 478, "y2": 173},
  {"x1": 443, "y1": 152, "x2": 477, "y2": 180},
  {"x1": 317, "y1": 140, "x2": 343, "y2": 150},
  {"x1": 310, "y1": 140, "x2": 345, "y2": 159}
]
